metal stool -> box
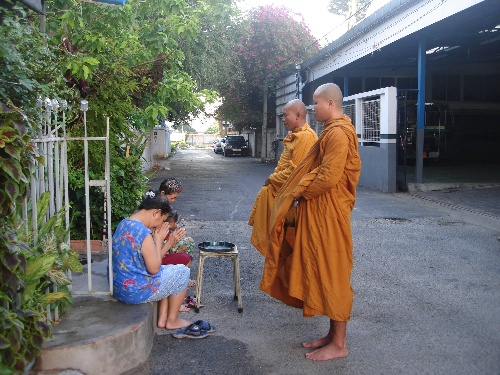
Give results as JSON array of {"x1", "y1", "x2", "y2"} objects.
[{"x1": 194, "y1": 245, "x2": 243, "y2": 313}]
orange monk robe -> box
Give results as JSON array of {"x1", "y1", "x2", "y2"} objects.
[
  {"x1": 260, "y1": 115, "x2": 361, "y2": 322},
  {"x1": 248, "y1": 124, "x2": 318, "y2": 256}
]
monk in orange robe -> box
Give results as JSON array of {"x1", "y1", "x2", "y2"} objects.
[
  {"x1": 260, "y1": 83, "x2": 361, "y2": 361},
  {"x1": 248, "y1": 99, "x2": 318, "y2": 255}
]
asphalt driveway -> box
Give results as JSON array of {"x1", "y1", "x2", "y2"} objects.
[{"x1": 138, "y1": 148, "x2": 500, "y2": 375}]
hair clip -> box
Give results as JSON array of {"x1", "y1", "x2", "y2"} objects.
[{"x1": 145, "y1": 191, "x2": 155, "y2": 198}]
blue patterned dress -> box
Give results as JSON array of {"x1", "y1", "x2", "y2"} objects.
[{"x1": 112, "y1": 219, "x2": 189, "y2": 304}]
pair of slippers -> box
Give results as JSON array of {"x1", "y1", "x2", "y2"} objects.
[{"x1": 171, "y1": 320, "x2": 216, "y2": 339}]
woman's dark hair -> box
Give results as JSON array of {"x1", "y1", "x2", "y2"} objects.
[
  {"x1": 166, "y1": 211, "x2": 178, "y2": 222},
  {"x1": 138, "y1": 190, "x2": 172, "y2": 214},
  {"x1": 159, "y1": 177, "x2": 183, "y2": 195}
]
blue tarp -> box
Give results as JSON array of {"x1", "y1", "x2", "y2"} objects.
[{"x1": 93, "y1": 0, "x2": 126, "y2": 5}]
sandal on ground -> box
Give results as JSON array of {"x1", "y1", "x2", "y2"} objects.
[
  {"x1": 171, "y1": 323, "x2": 208, "y2": 339},
  {"x1": 194, "y1": 320, "x2": 216, "y2": 333},
  {"x1": 184, "y1": 296, "x2": 194, "y2": 304},
  {"x1": 186, "y1": 300, "x2": 204, "y2": 309}
]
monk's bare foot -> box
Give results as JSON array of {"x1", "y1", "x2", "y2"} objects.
[
  {"x1": 305, "y1": 343, "x2": 348, "y2": 361},
  {"x1": 165, "y1": 317, "x2": 191, "y2": 330},
  {"x1": 302, "y1": 336, "x2": 330, "y2": 349}
]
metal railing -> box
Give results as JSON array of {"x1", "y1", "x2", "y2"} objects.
[
  {"x1": 361, "y1": 98, "x2": 381, "y2": 143},
  {"x1": 25, "y1": 98, "x2": 112, "y2": 321}
]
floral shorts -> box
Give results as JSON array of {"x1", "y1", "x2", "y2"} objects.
[{"x1": 145, "y1": 264, "x2": 190, "y2": 302}]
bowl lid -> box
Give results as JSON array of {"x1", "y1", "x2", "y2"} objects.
[{"x1": 198, "y1": 241, "x2": 235, "y2": 252}]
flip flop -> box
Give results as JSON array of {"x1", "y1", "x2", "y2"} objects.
[
  {"x1": 194, "y1": 320, "x2": 216, "y2": 333},
  {"x1": 171, "y1": 323, "x2": 208, "y2": 339},
  {"x1": 186, "y1": 301, "x2": 204, "y2": 309}
]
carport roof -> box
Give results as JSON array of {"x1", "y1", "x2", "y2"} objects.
[{"x1": 301, "y1": 0, "x2": 500, "y2": 72}]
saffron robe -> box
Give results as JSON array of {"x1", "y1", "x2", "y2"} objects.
[
  {"x1": 248, "y1": 123, "x2": 318, "y2": 255},
  {"x1": 260, "y1": 115, "x2": 361, "y2": 322}
]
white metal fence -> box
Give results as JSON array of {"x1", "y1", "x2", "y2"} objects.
[
  {"x1": 25, "y1": 98, "x2": 112, "y2": 320},
  {"x1": 304, "y1": 87, "x2": 396, "y2": 146}
]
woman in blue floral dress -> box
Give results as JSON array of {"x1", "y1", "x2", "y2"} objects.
[{"x1": 112, "y1": 190, "x2": 191, "y2": 330}]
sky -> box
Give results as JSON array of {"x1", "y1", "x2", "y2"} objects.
[{"x1": 237, "y1": 0, "x2": 391, "y2": 46}]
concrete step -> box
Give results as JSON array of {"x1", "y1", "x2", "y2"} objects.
[{"x1": 32, "y1": 295, "x2": 153, "y2": 375}]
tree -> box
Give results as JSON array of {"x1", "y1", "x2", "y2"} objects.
[
  {"x1": 205, "y1": 121, "x2": 219, "y2": 134},
  {"x1": 44, "y1": 0, "x2": 229, "y2": 233},
  {"x1": 216, "y1": 5, "x2": 319, "y2": 160},
  {"x1": 179, "y1": 0, "x2": 240, "y2": 91},
  {"x1": 328, "y1": 0, "x2": 371, "y2": 29}
]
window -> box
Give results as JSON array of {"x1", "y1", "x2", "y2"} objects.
[
  {"x1": 485, "y1": 75, "x2": 500, "y2": 102},
  {"x1": 432, "y1": 74, "x2": 461, "y2": 101},
  {"x1": 348, "y1": 77, "x2": 363, "y2": 95},
  {"x1": 365, "y1": 77, "x2": 380, "y2": 91},
  {"x1": 464, "y1": 75, "x2": 484, "y2": 101}
]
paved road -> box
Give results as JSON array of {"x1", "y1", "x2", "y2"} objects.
[{"x1": 136, "y1": 148, "x2": 500, "y2": 375}]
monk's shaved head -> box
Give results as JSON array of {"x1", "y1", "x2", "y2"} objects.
[
  {"x1": 315, "y1": 83, "x2": 343, "y2": 109},
  {"x1": 283, "y1": 99, "x2": 307, "y2": 119}
]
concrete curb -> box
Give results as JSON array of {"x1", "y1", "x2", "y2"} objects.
[{"x1": 34, "y1": 295, "x2": 154, "y2": 375}]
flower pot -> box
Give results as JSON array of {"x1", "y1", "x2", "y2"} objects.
[{"x1": 70, "y1": 239, "x2": 104, "y2": 253}]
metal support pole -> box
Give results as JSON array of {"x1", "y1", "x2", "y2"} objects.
[
  {"x1": 106, "y1": 117, "x2": 113, "y2": 294},
  {"x1": 416, "y1": 37, "x2": 427, "y2": 183},
  {"x1": 81, "y1": 100, "x2": 92, "y2": 292}
]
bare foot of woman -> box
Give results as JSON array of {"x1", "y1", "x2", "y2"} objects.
[
  {"x1": 178, "y1": 305, "x2": 190, "y2": 312},
  {"x1": 164, "y1": 317, "x2": 191, "y2": 330},
  {"x1": 305, "y1": 343, "x2": 348, "y2": 361},
  {"x1": 302, "y1": 336, "x2": 330, "y2": 349}
]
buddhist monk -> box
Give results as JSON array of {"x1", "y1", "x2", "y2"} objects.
[
  {"x1": 248, "y1": 99, "x2": 317, "y2": 255},
  {"x1": 260, "y1": 83, "x2": 361, "y2": 361}
]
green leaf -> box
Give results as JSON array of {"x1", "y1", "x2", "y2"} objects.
[
  {"x1": 0, "y1": 126, "x2": 16, "y2": 143},
  {"x1": 84, "y1": 57, "x2": 100, "y2": 66},
  {"x1": 23, "y1": 253, "x2": 57, "y2": 285},
  {"x1": 0, "y1": 291, "x2": 13, "y2": 303},
  {"x1": 0, "y1": 334, "x2": 11, "y2": 350},
  {"x1": 0, "y1": 252, "x2": 21, "y2": 272},
  {"x1": 3, "y1": 180, "x2": 20, "y2": 206},
  {"x1": 36, "y1": 291, "x2": 68, "y2": 306},
  {"x1": 1, "y1": 159, "x2": 23, "y2": 182},
  {"x1": 3, "y1": 144, "x2": 21, "y2": 160},
  {"x1": 36, "y1": 192, "x2": 50, "y2": 230},
  {"x1": 82, "y1": 65, "x2": 90, "y2": 80}
]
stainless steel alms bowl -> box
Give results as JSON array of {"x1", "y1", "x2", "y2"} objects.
[{"x1": 198, "y1": 241, "x2": 235, "y2": 252}]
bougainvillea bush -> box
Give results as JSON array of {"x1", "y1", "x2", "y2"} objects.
[{"x1": 217, "y1": 5, "x2": 319, "y2": 131}]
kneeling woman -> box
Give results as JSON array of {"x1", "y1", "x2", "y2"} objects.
[{"x1": 112, "y1": 190, "x2": 190, "y2": 330}]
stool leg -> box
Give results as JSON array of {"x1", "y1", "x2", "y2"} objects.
[
  {"x1": 195, "y1": 254, "x2": 205, "y2": 313},
  {"x1": 232, "y1": 257, "x2": 237, "y2": 300},
  {"x1": 234, "y1": 255, "x2": 242, "y2": 313}
]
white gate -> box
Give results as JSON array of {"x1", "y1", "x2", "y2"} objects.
[{"x1": 28, "y1": 98, "x2": 113, "y2": 305}]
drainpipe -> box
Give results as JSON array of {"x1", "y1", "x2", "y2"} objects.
[{"x1": 295, "y1": 64, "x2": 309, "y2": 101}]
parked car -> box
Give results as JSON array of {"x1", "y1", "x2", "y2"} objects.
[
  {"x1": 213, "y1": 138, "x2": 224, "y2": 154},
  {"x1": 222, "y1": 135, "x2": 249, "y2": 157}
]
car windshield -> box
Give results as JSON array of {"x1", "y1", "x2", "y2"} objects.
[{"x1": 226, "y1": 136, "x2": 245, "y2": 144}]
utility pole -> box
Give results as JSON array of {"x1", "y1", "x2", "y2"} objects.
[{"x1": 261, "y1": 83, "x2": 268, "y2": 163}]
